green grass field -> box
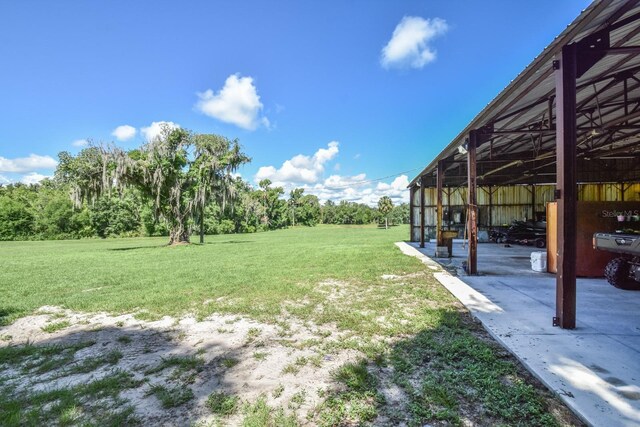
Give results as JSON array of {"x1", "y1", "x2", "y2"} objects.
[
  {"x1": 0, "y1": 225, "x2": 579, "y2": 426},
  {"x1": 0, "y1": 225, "x2": 422, "y2": 326}
]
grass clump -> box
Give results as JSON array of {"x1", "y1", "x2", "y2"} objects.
[
  {"x1": 41, "y1": 320, "x2": 71, "y2": 333},
  {"x1": 242, "y1": 396, "x2": 298, "y2": 426},
  {"x1": 389, "y1": 313, "x2": 561, "y2": 426},
  {"x1": 253, "y1": 351, "x2": 268, "y2": 361},
  {"x1": 221, "y1": 357, "x2": 239, "y2": 369},
  {"x1": 272, "y1": 384, "x2": 284, "y2": 399},
  {"x1": 117, "y1": 335, "x2": 132, "y2": 344},
  {"x1": 314, "y1": 360, "x2": 380, "y2": 426},
  {"x1": 63, "y1": 349, "x2": 123, "y2": 376},
  {"x1": 207, "y1": 391, "x2": 239, "y2": 415},
  {"x1": 0, "y1": 369, "x2": 140, "y2": 425},
  {"x1": 144, "y1": 355, "x2": 204, "y2": 376},
  {"x1": 0, "y1": 341, "x2": 96, "y2": 375},
  {"x1": 147, "y1": 384, "x2": 194, "y2": 408}
]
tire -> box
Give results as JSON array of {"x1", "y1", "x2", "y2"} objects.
[
  {"x1": 604, "y1": 257, "x2": 640, "y2": 290},
  {"x1": 535, "y1": 238, "x2": 546, "y2": 249}
]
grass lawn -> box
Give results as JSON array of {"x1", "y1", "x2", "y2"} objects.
[{"x1": 0, "y1": 225, "x2": 580, "y2": 426}]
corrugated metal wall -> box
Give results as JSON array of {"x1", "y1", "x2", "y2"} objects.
[{"x1": 410, "y1": 182, "x2": 640, "y2": 241}]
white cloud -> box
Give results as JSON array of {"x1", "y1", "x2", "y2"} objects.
[
  {"x1": 255, "y1": 141, "x2": 339, "y2": 184},
  {"x1": 294, "y1": 174, "x2": 410, "y2": 206},
  {"x1": 20, "y1": 172, "x2": 51, "y2": 185},
  {"x1": 140, "y1": 121, "x2": 180, "y2": 142},
  {"x1": 112, "y1": 125, "x2": 137, "y2": 141},
  {"x1": 0, "y1": 154, "x2": 58, "y2": 173},
  {"x1": 381, "y1": 16, "x2": 448, "y2": 69},
  {"x1": 253, "y1": 142, "x2": 410, "y2": 206},
  {"x1": 0, "y1": 175, "x2": 10, "y2": 184},
  {"x1": 72, "y1": 139, "x2": 89, "y2": 147},
  {"x1": 196, "y1": 74, "x2": 268, "y2": 130}
]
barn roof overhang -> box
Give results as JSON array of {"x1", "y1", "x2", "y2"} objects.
[{"x1": 410, "y1": 0, "x2": 640, "y2": 189}]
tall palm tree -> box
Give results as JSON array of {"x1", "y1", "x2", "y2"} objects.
[{"x1": 378, "y1": 196, "x2": 393, "y2": 229}]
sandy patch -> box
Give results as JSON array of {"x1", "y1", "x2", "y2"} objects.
[{"x1": 0, "y1": 306, "x2": 361, "y2": 425}]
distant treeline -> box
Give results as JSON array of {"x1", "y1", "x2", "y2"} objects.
[{"x1": 0, "y1": 179, "x2": 409, "y2": 241}]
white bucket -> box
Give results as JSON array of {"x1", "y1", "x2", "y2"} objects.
[{"x1": 531, "y1": 251, "x2": 547, "y2": 272}]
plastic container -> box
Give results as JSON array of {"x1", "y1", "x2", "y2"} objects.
[{"x1": 531, "y1": 251, "x2": 547, "y2": 272}]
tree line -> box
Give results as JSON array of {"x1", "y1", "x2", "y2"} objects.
[{"x1": 0, "y1": 127, "x2": 409, "y2": 242}]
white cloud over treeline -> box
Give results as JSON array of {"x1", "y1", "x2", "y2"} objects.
[
  {"x1": 254, "y1": 142, "x2": 409, "y2": 206},
  {"x1": 0, "y1": 154, "x2": 58, "y2": 173},
  {"x1": 111, "y1": 125, "x2": 137, "y2": 141},
  {"x1": 0, "y1": 154, "x2": 57, "y2": 185}
]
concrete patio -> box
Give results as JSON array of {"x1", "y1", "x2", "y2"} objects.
[{"x1": 398, "y1": 240, "x2": 640, "y2": 427}]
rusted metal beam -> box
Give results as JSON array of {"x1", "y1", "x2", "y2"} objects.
[
  {"x1": 489, "y1": 129, "x2": 556, "y2": 135},
  {"x1": 420, "y1": 175, "x2": 426, "y2": 248},
  {"x1": 595, "y1": 46, "x2": 640, "y2": 55},
  {"x1": 467, "y1": 131, "x2": 478, "y2": 275},
  {"x1": 436, "y1": 160, "x2": 444, "y2": 247},
  {"x1": 554, "y1": 44, "x2": 578, "y2": 329}
]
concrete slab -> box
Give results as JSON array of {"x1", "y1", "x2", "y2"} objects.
[{"x1": 397, "y1": 241, "x2": 640, "y2": 427}]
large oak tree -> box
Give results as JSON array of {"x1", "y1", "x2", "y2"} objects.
[{"x1": 57, "y1": 125, "x2": 249, "y2": 245}]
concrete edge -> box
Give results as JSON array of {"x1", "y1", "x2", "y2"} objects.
[{"x1": 394, "y1": 241, "x2": 592, "y2": 427}]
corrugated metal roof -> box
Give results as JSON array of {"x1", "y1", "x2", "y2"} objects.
[{"x1": 410, "y1": 0, "x2": 640, "y2": 188}]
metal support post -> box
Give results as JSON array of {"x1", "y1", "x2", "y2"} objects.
[
  {"x1": 436, "y1": 161, "x2": 444, "y2": 247},
  {"x1": 467, "y1": 130, "x2": 478, "y2": 275},
  {"x1": 554, "y1": 44, "x2": 578, "y2": 329},
  {"x1": 409, "y1": 185, "x2": 416, "y2": 241},
  {"x1": 420, "y1": 176, "x2": 426, "y2": 248}
]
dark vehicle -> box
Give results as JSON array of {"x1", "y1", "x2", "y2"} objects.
[
  {"x1": 593, "y1": 232, "x2": 640, "y2": 290},
  {"x1": 505, "y1": 220, "x2": 546, "y2": 248},
  {"x1": 490, "y1": 228, "x2": 508, "y2": 243}
]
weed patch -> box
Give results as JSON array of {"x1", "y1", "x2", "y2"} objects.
[
  {"x1": 41, "y1": 320, "x2": 71, "y2": 333},
  {"x1": 147, "y1": 384, "x2": 194, "y2": 408},
  {"x1": 207, "y1": 391, "x2": 239, "y2": 416}
]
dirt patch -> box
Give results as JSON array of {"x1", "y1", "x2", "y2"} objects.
[{"x1": 0, "y1": 306, "x2": 361, "y2": 425}]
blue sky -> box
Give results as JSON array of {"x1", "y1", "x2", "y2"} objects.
[{"x1": 0, "y1": 0, "x2": 591, "y2": 204}]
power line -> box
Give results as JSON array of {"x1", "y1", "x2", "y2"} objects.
[{"x1": 324, "y1": 167, "x2": 422, "y2": 190}]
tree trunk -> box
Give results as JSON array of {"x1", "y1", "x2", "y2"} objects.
[
  {"x1": 169, "y1": 222, "x2": 190, "y2": 245},
  {"x1": 199, "y1": 209, "x2": 204, "y2": 244},
  {"x1": 385, "y1": 217, "x2": 388, "y2": 229}
]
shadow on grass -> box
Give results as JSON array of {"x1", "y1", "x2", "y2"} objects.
[
  {"x1": 0, "y1": 320, "x2": 245, "y2": 425},
  {"x1": 107, "y1": 245, "x2": 167, "y2": 252},
  {"x1": 315, "y1": 308, "x2": 582, "y2": 426},
  {"x1": 203, "y1": 240, "x2": 255, "y2": 245}
]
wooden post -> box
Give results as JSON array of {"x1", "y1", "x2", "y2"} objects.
[
  {"x1": 554, "y1": 44, "x2": 577, "y2": 329},
  {"x1": 436, "y1": 160, "x2": 444, "y2": 247},
  {"x1": 467, "y1": 131, "x2": 478, "y2": 275},
  {"x1": 420, "y1": 176, "x2": 426, "y2": 248}
]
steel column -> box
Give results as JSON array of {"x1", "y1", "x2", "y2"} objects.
[
  {"x1": 467, "y1": 131, "x2": 478, "y2": 275},
  {"x1": 409, "y1": 185, "x2": 416, "y2": 241},
  {"x1": 420, "y1": 176, "x2": 426, "y2": 248},
  {"x1": 436, "y1": 160, "x2": 444, "y2": 247},
  {"x1": 531, "y1": 184, "x2": 536, "y2": 220},
  {"x1": 554, "y1": 44, "x2": 578, "y2": 329}
]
